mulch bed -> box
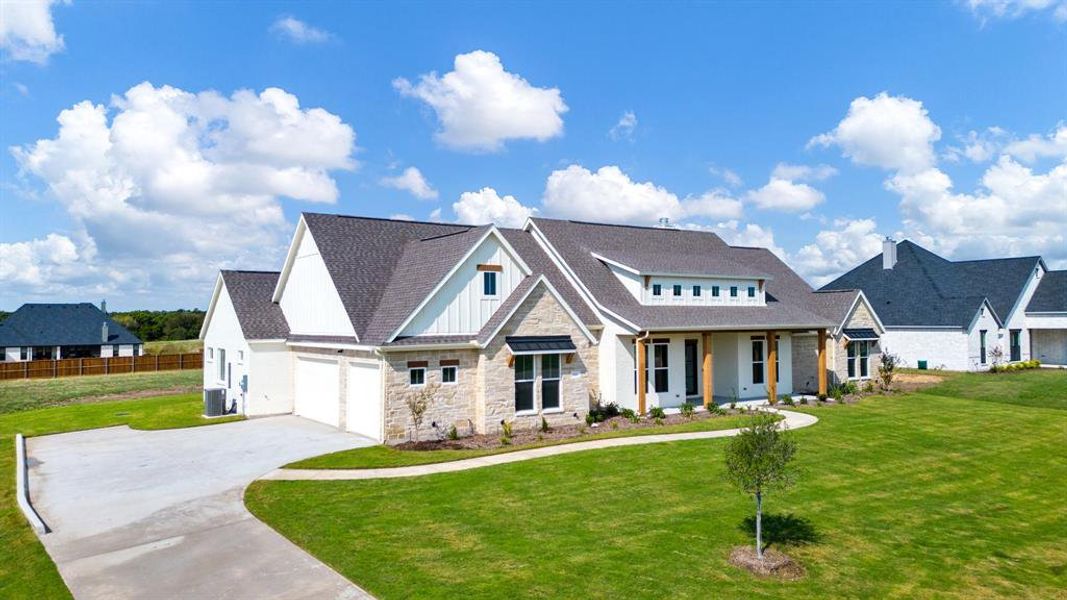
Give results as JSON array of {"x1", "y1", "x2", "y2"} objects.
[
  {"x1": 396, "y1": 409, "x2": 746, "y2": 451},
  {"x1": 729, "y1": 546, "x2": 806, "y2": 580}
]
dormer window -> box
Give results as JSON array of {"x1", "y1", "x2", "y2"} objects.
[
  {"x1": 652, "y1": 284, "x2": 662, "y2": 296},
  {"x1": 693, "y1": 285, "x2": 701, "y2": 297},
  {"x1": 483, "y1": 271, "x2": 498, "y2": 296},
  {"x1": 673, "y1": 285, "x2": 682, "y2": 297},
  {"x1": 730, "y1": 286, "x2": 738, "y2": 297},
  {"x1": 748, "y1": 286, "x2": 756, "y2": 298}
]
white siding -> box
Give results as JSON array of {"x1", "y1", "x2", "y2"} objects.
[
  {"x1": 598, "y1": 321, "x2": 629, "y2": 408},
  {"x1": 279, "y1": 228, "x2": 357, "y2": 337},
  {"x1": 247, "y1": 341, "x2": 292, "y2": 416},
  {"x1": 99, "y1": 345, "x2": 114, "y2": 358},
  {"x1": 606, "y1": 264, "x2": 643, "y2": 301},
  {"x1": 401, "y1": 236, "x2": 525, "y2": 337},
  {"x1": 641, "y1": 276, "x2": 765, "y2": 307},
  {"x1": 1002, "y1": 264, "x2": 1045, "y2": 362},
  {"x1": 967, "y1": 306, "x2": 1004, "y2": 370},
  {"x1": 1027, "y1": 314, "x2": 1067, "y2": 329},
  {"x1": 202, "y1": 281, "x2": 251, "y2": 412},
  {"x1": 881, "y1": 329, "x2": 969, "y2": 371},
  {"x1": 4, "y1": 347, "x2": 21, "y2": 362}
]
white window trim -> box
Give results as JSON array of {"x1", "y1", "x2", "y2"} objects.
[
  {"x1": 751, "y1": 338, "x2": 765, "y2": 385},
  {"x1": 514, "y1": 354, "x2": 537, "y2": 415},
  {"x1": 409, "y1": 367, "x2": 426, "y2": 387},
  {"x1": 847, "y1": 340, "x2": 872, "y2": 380},
  {"x1": 514, "y1": 352, "x2": 564, "y2": 415},
  {"x1": 441, "y1": 365, "x2": 458, "y2": 385}
]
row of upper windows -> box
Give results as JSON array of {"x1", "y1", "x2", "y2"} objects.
[{"x1": 651, "y1": 284, "x2": 757, "y2": 299}]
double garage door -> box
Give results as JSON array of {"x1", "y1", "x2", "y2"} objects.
[{"x1": 294, "y1": 356, "x2": 382, "y2": 441}]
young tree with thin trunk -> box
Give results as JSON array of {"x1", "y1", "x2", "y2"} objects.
[{"x1": 724, "y1": 412, "x2": 797, "y2": 560}]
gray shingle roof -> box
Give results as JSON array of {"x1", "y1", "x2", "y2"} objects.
[
  {"x1": 498, "y1": 228, "x2": 600, "y2": 327},
  {"x1": 820, "y1": 240, "x2": 1040, "y2": 328},
  {"x1": 593, "y1": 248, "x2": 769, "y2": 279},
  {"x1": 529, "y1": 218, "x2": 834, "y2": 330},
  {"x1": 1027, "y1": 270, "x2": 1067, "y2": 313},
  {"x1": 0, "y1": 303, "x2": 141, "y2": 347},
  {"x1": 302, "y1": 213, "x2": 476, "y2": 345},
  {"x1": 809, "y1": 289, "x2": 860, "y2": 327},
  {"x1": 221, "y1": 271, "x2": 290, "y2": 340}
]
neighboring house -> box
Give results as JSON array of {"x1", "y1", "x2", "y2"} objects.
[
  {"x1": 0, "y1": 302, "x2": 143, "y2": 361},
  {"x1": 804, "y1": 289, "x2": 886, "y2": 388},
  {"x1": 200, "y1": 213, "x2": 839, "y2": 443},
  {"x1": 822, "y1": 238, "x2": 1063, "y2": 370}
]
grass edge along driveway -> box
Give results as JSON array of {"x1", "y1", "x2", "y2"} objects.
[
  {"x1": 0, "y1": 393, "x2": 241, "y2": 599},
  {"x1": 247, "y1": 372, "x2": 1067, "y2": 600}
]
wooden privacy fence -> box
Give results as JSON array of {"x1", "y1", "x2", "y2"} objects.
[{"x1": 0, "y1": 352, "x2": 203, "y2": 381}]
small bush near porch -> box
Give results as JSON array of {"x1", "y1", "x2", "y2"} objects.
[{"x1": 247, "y1": 369, "x2": 1067, "y2": 599}]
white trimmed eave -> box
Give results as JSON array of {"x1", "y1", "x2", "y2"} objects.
[
  {"x1": 642, "y1": 322, "x2": 834, "y2": 333},
  {"x1": 271, "y1": 215, "x2": 308, "y2": 303},
  {"x1": 378, "y1": 341, "x2": 480, "y2": 353},
  {"x1": 1003, "y1": 259, "x2": 1047, "y2": 325},
  {"x1": 385, "y1": 226, "x2": 533, "y2": 344},
  {"x1": 198, "y1": 274, "x2": 226, "y2": 340},
  {"x1": 967, "y1": 298, "x2": 1004, "y2": 332},
  {"x1": 285, "y1": 340, "x2": 380, "y2": 352},
  {"x1": 836, "y1": 291, "x2": 887, "y2": 337}
]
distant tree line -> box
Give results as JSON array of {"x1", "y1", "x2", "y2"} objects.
[
  {"x1": 0, "y1": 311, "x2": 9, "y2": 323},
  {"x1": 109, "y1": 310, "x2": 205, "y2": 342}
]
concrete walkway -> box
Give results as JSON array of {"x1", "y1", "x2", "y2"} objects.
[
  {"x1": 27, "y1": 416, "x2": 377, "y2": 600},
  {"x1": 263, "y1": 408, "x2": 818, "y2": 482}
]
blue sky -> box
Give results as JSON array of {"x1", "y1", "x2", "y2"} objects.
[{"x1": 1, "y1": 0, "x2": 1065, "y2": 310}]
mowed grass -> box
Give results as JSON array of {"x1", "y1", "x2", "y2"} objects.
[
  {"x1": 0, "y1": 393, "x2": 241, "y2": 598},
  {"x1": 247, "y1": 371, "x2": 1067, "y2": 599},
  {"x1": 920, "y1": 368, "x2": 1067, "y2": 410},
  {"x1": 0, "y1": 369, "x2": 202, "y2": 414},
  {"x1": 143, "y1": 339, "x2": 203, "y2": 355},
  {"x1": 288, "y1": 413, "x2": 756, "y2": 469}
]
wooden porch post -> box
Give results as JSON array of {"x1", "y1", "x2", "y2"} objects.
[
  {"x1": 766, "y1": 330, "x2": 777, "y2": 401},
  {"x1": 817, "y1": 329, "x2": 828, "y2": 396},
  {"x1": 702, "y1": 332, "x2": 713, "y2": 408},
  {"x1": 637, "y1": 336, "x2": 648, "y2": 415}
]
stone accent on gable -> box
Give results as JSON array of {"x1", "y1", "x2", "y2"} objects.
[
  {"x1": 378, "y1": 282, "x2": 599, "y2": 444},
  {"x1": 479, "y1": 284, "x2": 597, "y2": 435},
  {"x1": 831, "y1": 298, "x2": 882, "y2": 385}
]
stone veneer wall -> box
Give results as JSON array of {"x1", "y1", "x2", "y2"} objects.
[
  {"x1": 832, "y1": 300, "x2": 882, "y2": 384},
  {"x1": 479, "y1": 285, "x2": 598, "y2": 435},
  {"x1": 381, "y1": 349, "x2": 479, "y2": 443},
  {"x1": 791, "y1": 334, "x2": 821, "y2": 394},
  {"x1": 379, "y1": 284, "x2": 599, "y2": 444}
]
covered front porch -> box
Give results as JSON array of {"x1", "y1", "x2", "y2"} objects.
[{"x1": 620, "y1": 328, "x2": 829, "y2": 413}]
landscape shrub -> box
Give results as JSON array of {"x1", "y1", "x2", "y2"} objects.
[
  {"x1": 680, "y1": 402, "x2": 696, "y2": 420},
  {"x1": 541, "y1": 416, "x2": 551, "y2": 433},
  {"x1": 500, "y1": 420, "x2": 513, "y2": 445},
  {"x1": 707, "y1": 403, "x2": 727, "y2": 416},
  {"x1": 878, "y1": 353, "x2": 900, "y2": 390},
  {"x1": 799, "y1": 397, "x2": 809, "y2": 405},
  {"x1": 648, "y1": 406, "x2": 666, "y2": 419},
  {"x1": 781, "y1": 395, "x2": 795, "y2": 406},
  {"x1": 620, "y1": 408, "x2": 639, "y2": 423},
  {"x1": 447, "y1": 424, "x2": 459, "y2": 441}
]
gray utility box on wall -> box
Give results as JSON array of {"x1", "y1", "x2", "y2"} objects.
[{"x1": 203, "y1": 388, "x2": 227, "y2": 417}]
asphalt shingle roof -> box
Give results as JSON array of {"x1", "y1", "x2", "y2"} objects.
[
  {"x1": 221, "y1": 271, "x2": 290, "y2": 340},
  {"x1": 529, "y1": 218, "x2": 833, "y2": 330},
  {"x1": 809, "y1": 289, "x2": 861, "y2": 327},
  {"x1": 820, "y1": 240, "x2": 1041, "y2": 328},
  {"x1": 0, "y1": 303, "x2": 141, "y2": 347},
  {"x1": 1027, "y1": 270, "x2": 1067, "y2": 313}
]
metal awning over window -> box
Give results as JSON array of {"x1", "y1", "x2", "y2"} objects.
[
  {"x1": 842, "y1": 328, "x2": 879, "y2": 341},
  {"x1": 505, "y1": 335, "x2": 576, "y2": 355}
]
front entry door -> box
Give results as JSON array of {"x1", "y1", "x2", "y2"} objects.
[{"x1": 684, "y1": 339, "x2": 698, "y2": 397}]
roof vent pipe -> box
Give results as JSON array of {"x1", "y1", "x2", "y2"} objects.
[
  {"x1": 657, "y1": 217, "x2": 671, "y2": 229},
  {"x1": 102, "y1": 321, "x2": 109, "y2": 343},
  {"x1": 882, "y1": 237, "x2": 897, "y2": 270}
]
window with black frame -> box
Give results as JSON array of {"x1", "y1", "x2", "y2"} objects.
[
  {"x1": 541, "y1": 354, "x2": 561, "y2": 410},
  {"x1": 514, "y1": 355, "x2": 535, "y2": 412},
  {"x1": 751, "y1": 338, "x2": 765, "y2": 384}
]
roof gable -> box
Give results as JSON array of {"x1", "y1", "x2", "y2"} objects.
[
  {"x1": 201, "y1": 271, "x2": 290, "y2": 340},
  {"x1": 1026, "y1": 270, "x2": 1067, "y2": 313},
  {"x1": 821, "y1": 240, "x2": 1041, "y2": 329}
]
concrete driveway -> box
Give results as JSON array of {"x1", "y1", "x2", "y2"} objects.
[{"x1": 27, "y1": 416, "x2": 376, "y2": 599}]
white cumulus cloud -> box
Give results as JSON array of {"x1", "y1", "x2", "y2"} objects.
[
  {"x1": 269, "y1": 16, "x2": 332, "y2": 44},
  {"x1": 379, "y1": 166, "x2": 438, "y2": 200},
  {"x1": 747, "y1": 178, "x2": 826, "y2": 212},
  {"x1": 809, "y1": 92, "x2": 941, "y2": 173},
  {"x1": 1003, "y1": 125, "x2": 1067, "y2": 162},
  {"x1": 771, "y1": 163, "x2": 838, "y2": 182},
  {"x1": 394, "y1": 50, "x2": 568, "y2": 152},
  {"x1": 609, "y1": 111, "x2": 637, "y2": 141},
  {"x1": 0, "y1": 0, "x2": 67, "y2": 64},
  {"x1": 453, "y1": 187, "x2": 535, "y2": 228},
  {"x1": 792, "y1": 218, "x2": 886, "y2": 286},
  {"x1": 6, "y1": 82, "x2": 357, "y2": 305},
  {"x1": 963, "y1": 0, "x2": 1067, "y2": 22}
]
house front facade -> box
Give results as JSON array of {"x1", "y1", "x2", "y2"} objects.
[
  {"x1": 201, "y1": 213, "x2": 847, "y2": 443},
  {"x1": 0, "y1": 303, "x2": 143, "y2": 362},
  {"x1": 822, "y1": 238, "x2": 1065, "y2": 371}
]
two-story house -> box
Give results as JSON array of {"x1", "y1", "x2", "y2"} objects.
[{"x1": 201, "y1": 213, "x2": 847, "y2": 443}]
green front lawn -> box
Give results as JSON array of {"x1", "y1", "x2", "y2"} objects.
[
  {"x1": 0, "y1": 369, "x2": 202, "y2": 414},
  {"x1": 920, "y1": 368, "x2": 1067, "y2": 410},
  {"x1": 288, "y1": 413, "x2": 756, "y2": 469},
  {"x1": 0, "y1": 393, "x2": 240, "y2": 598},
  {"x1": 247, "y1": 371, "x2": 1067, "y2": 599}
]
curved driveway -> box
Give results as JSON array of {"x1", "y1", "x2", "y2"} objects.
[{"x1": 27, "y1": 416, "x2": 376, "y2": 600}]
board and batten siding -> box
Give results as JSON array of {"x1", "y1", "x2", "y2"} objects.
[
  {"x1": 279, "y1": 228, "x2": 357, "y2": 337},
  {"x1": 202, "y1": 281, "x2": 251, "y2": 410},
  {"x1": 400, "y1": 237, "x2": 526, "y2": 337}
]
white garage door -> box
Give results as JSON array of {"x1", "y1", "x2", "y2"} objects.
[
  {"x1": 294, "y1": 356, "x2": 340, "y2": 427},
  {"x1": 346, "y1": 362, "x2": 382, "y2": 441}
]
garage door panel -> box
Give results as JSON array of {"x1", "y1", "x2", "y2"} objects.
[
  {"x1": 346, "y1": 362, "x2": 382, "y2": 441},
  {"x1": 294, "y1": 357, "x2": 340, "y2": 428}
]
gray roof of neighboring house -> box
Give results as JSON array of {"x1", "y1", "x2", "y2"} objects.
[
  {"x1": 529, "y1": 218, "x2": 834, "y2": 330},
  {"x1": 820, "y1": 240, "x2": 1040, "y2": 328},
  {"x1": 809, "y1": 289, "x2": 861, "y2": 328},
  {"x1": 221, "y1": 271, "x2": 290, "y2": 340},
  {"x1": 0, "y1": 303, "x2": 141, "y2": 347},
  {"x1": 1027, "y1": 270, "x2": 1067, "y2": 313}
]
